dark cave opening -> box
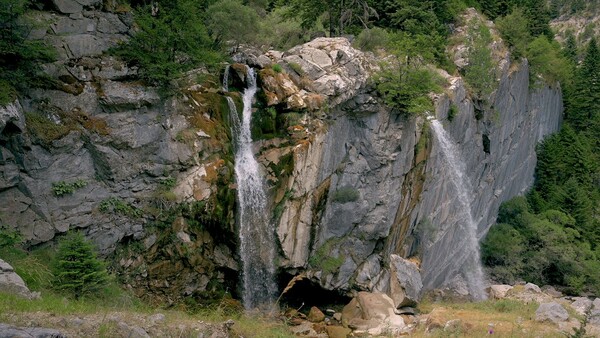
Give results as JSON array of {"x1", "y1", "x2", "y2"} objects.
[{"x1": 276, "y1": 272, "x2": 351, "y2": 311}]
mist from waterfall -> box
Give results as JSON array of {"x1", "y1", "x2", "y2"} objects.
[
  {"x1": 429, "y1": 118, "x2": 487, "y2": 300},
  {"x1": 227, "y1": 67, "x2": 277, "y2": 309}
]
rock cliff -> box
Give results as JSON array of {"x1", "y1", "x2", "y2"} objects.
[{"x1": 0, "y1": 5, "x2": 562, "y2": 303}]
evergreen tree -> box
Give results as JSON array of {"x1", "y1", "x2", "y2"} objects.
[
  {"x1": 53, "y1": 232, "x2": 109, "y2": 299},
  {"x1": 568, "y1": 38, "x2": 600, "y2": 130}
]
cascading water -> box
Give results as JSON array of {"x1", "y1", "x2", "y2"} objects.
[
  {"x1": 222, "y1": 64, "x2": 230, "y2": 92},
  {"x1": 227, "y1": 67, "x2": 277, "y2": 309},
  {"x1": 429, "y1": 118, "x2": 487, "y2": 300}
]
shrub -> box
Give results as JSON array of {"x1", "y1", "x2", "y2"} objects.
[
  {"x1": 288, "y1": 62, "x2": 304, "y2": 75},
  {"x1": 353, "y1": 27, "x2": 390, "y2": 52},
  {"x1": 52, "y1": 179, "x2": 87, "y2": 197},
  {"x1": 332, "y1": 187, "x2": 360, "y2": 203},
  {"x1": 463, "y1": 19, "x2": 497, "y2": 99},
  {"x1": 99, "y1": 197, "x2": 142, "y2": 218},
  {"x1": 53, "y1": 232, "x2": 109, "y2": 299},
  {"x1": 272, "y1": 64, "x2": 283, "y2": 73}
]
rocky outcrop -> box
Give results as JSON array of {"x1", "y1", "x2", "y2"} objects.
[
  {"x1": 0, "y1": 6, "x2": 563, "y2": 305},
  {"x1": 0, "y1": 259, "x2": 39, "y2": 300},
  {"x1": 0, "y1": 323, "x2": 65, "y2": 338}
]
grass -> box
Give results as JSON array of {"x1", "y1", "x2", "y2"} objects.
[{"x1": 414, "y1": 299, "x2": 569, "y2": 338}]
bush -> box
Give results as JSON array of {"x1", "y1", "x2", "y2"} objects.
[
  {"x1": 353, "y1": 27, "x2": 390, "y2": 52},
  {"x1": 463, "y1": 19, "x2": 497, "y2": 99},
  {"x1": 53, "y1": 232, "x2": 109, "y2": 299},
  {"x1": 272, "y1": 64, "x2": 283, "y2": 73},
  {"x1": 332, "y1": 187, "x2": 360, "y2": 203},
  {"x1": 52, "y1": 179, "x2": 87, "y2": 197}
]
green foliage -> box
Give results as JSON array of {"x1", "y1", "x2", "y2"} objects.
[
  {"x1": 53, "y1": 232, "x2": 109, "y2": 299},
  {"x1": 483, "y1": 197, "x2": 600, "y2": 295},
  {"x1": 205, "y1": 0, "x2": 261, "y2": 47},
  {"x1": 0, "y1": 228, "x2": 21, "y2": 249},
  {"x1": 288, "y1": 62, "x2": 304, "y2": 75},
  {"x1": 111, "y1": 0, "x2": 222, "y2": 88},
  {"x1": 495, "y1": 7, "x2": 531, "y2": 60},
  {"x1": 51, "y1": 179, "x2": 87, "y2": 197},
  {"x1": 448, "y1": 104, "x2": 458, "y2": 121},
  {"x1": 527, "y1": 35, "x2": 572, "y2": 84},
  {"x1": 272, "y1": 64, "x2": 283, "y2": 73},
  {"x1": 463, "y1": 19, "x2": 497, "y2": 99},
  {"x1": 332, "y1": 186, "x2": 360, "y2": 204},
  {"x1": 99, "y1": 197, "x2": 142, "y2": 218},
  {"x1": 309, "y1": 238, "x2": 345, "y2": 274},
  {"x1": 0, "y1": 0, "x2": 55, "y2": 102},
  {"x1": 353, "y1": 27, "x2": 390, "y2": 52}
]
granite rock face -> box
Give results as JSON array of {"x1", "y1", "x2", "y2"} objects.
[{"x1": 0, "y1": 9, "x2": 563, "y2": 303}]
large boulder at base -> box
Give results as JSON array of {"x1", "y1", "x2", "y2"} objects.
[
  {"x1": 0, "y1": 259, "x2": 38, "y2": 300},
  {"x1": 535, "y1": 302, "x2": 569, "y2": 324},
  {"x1": 341, "y1": 292, "x2": 407, "y2": 336},
  {"x1": 0, "y1": 323, "x2": 65, "y2": 338},
  {"x1": 589, "y1": 298, "x2": 600, "y2": 325},
  {"x1": 389, "y1": 255, "x2": 422, "y2": 308},
  {"x1": 488, "y1": 284, "x2": 513, "y2": 299},
  {"x1": 569, "y1": 297, "x2": 592, "y2": 316}
]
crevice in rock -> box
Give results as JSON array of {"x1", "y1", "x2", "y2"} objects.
[
  {"x1": 277, "y1": 272, "x2": 351, "y2": 309},
  {"x1": 482, "y1": 134, "x2": 491, "y2": 154}
]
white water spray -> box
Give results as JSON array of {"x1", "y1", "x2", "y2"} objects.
[
  {"x1": 227, "y1": 68, "x2": 277, "y2": 309},
  {"x1": 223, "y1": 65, "x2": 230, "y2": 92},
  {"x1": 429, "y1": 118, "x2": 487, "y2": 300}
]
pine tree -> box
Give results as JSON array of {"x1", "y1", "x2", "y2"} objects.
[
  {"x1": 568, "y1": 38, "x2": 600, "y2": 130},
  {"x1": 53, "y1": 232, "x2": 109, "y2": 299}
]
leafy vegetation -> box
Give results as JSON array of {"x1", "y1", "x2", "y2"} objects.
[
  {"x1": 99, "y1": 197, "x2": 143, "y2": 218},
  {"x1": 51, "y1": 179, "x2": 87, "y2": 197},
  {"x1": 332, "y1": 186, "x2": 360, "y2": 204}
]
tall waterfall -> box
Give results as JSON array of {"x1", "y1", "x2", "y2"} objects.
[
  {"x1": 429, "y1": 118, "x2": 487, "y2": 300},
  {"x1": 227, "y1": 68, "x2": 277, "y2": 309}
]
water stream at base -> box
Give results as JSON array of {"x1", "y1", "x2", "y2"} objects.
[
  {"x1": 429, "y1": 118, "x2": 487, "y2": 300},
  {"x1": 226, "y1": 68, "x2": 277, "y2": 309}
]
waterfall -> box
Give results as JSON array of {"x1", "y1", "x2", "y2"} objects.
[
  {"x1": 223, "y1": 64, "x2": 230, "y2": 92},
  {"x1": 429, "y1": 118, "x2": 487, "y2": 300},
  {"x1": 228, "y1": 67, "x2": 277, "y2": 309}
]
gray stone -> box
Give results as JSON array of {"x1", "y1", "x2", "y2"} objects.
[
  {"x1": 51, "y1": 17, "x2": 95, "y2": 35},
  {"x1": 63, "y1": 34, "x2": 109, "y2": 58},
  {"x1": 99, "y1": 81, "x2": 160, "y2": 110},
  {"x1": 389, "y1": 254, "x2": 422, "y2": 308},
  {"x1": 590, "y1": 298, "x2": 600, "y2": 325},
  {"x1": 535, "y1": 302, "x2": 569, "y2": 324},
  {"x1": 97, "y1": 13, "x2": 129, "y2": 34},
  {"x1": 524, "y1": 282, "x2": 542, "y2": 293},
  {"x1": 51, "y1": 0, "x2": 83, "y2": 14},
  {"x1": 0, "y1": 323, "x2": 65, "y2": 338},
  {"x1": 570, "y1": 297, "x2": 592, "y2": 316},
  {"x1": 0, "y1": 259, "x2": 38, "y2": 299},
  {"x1": 75, "y1": 0, "x2": 102, "y2": 6},
  {"x1": 0, "y1": 101, "x2": 25, "y2": 135},
  {"x1": 488, "y1": 285, "x2": 513, "y2": 299}
]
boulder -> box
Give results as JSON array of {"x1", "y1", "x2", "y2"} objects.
[
  {"x1": 325, "y1": 326, "x2": 351, "y2": 338},
  {"x1": 589, "y1": 298, "x2": 600, "y2": 325},
  {"x1": 0, "y1": 323, "x2": 65, "y2": 338},
  {"x1": 524, "y1": 282, "x2": 542, "y2": 293},
  {"x1": 535, "y1": 302, "x2": 569, "y2": 324},
  {"x1": 308, "y1": 306, "x2": 325, "y2": 323},
  {"x1": 341, "y1": 292, "x2": 407, "y2": 336},
  {"x1": 569, "y1": 297, "x2": 592, "y2": 316},
  {"x1": 488, "y1": 284, "x2": 513, "y2": 299},
  {"x1": 64, "y1": 34, "x2": 109, "y2": 58},
  {"x1": 51, "y1": 0, "x2": 83, "y2": 14},
  {"x1": 389, "y1": 254, "x2": 422, "y2": 308},
  {"x1": 0, "y1": 259, "x2": 38, "y2": 300}
]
